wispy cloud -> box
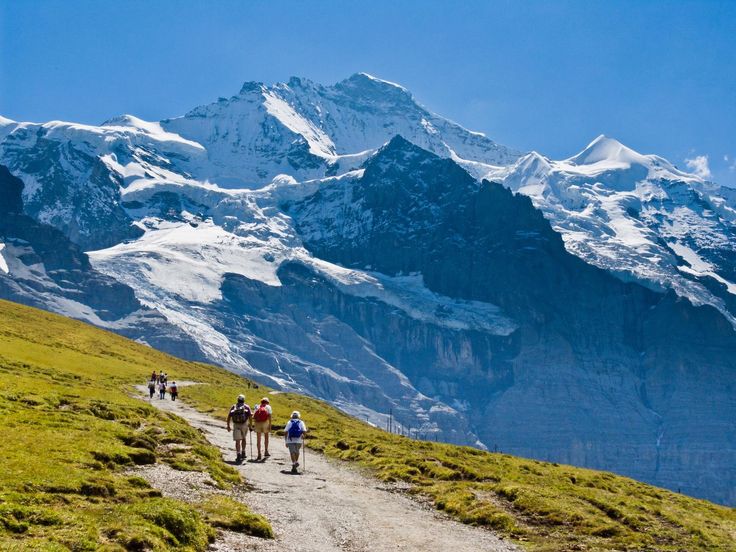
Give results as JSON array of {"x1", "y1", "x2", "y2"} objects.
[{"x1": 685, "y1": 154, "x2": 712, "y2": 179}]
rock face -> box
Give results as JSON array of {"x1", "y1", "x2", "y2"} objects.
[
  {"x1": 290, "y1": 137, "x2": 736, "y2": 505},
  {"x1": 0, "y1": 75, "x2": 735, "y2": 505}
]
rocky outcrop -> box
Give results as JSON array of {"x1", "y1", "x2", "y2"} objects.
[{"x1": 289, "y1": 137, "x2": 736, "y2": 505}]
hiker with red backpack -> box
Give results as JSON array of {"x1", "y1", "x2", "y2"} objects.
[
  {"x1": 169, "y1": 381, "x2": 178, "y2": 401},
  {"x1": 252, "y1": 397, "x2": 272, "y2": 461},
  {"x1": 284, "y1": 411, "x2": 307, "y2": 474},
  {"x1": 226, "y1": 394, "x2": 252, "y2": 463}
]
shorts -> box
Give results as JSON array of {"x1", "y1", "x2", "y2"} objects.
[
  {"x1": 232, "y1": 423, "x2": 248, "y2": 441},
  {"x1": 253, "y1": 420, "x2": 270, "y2": 434},
  {"x1": 286, "y1": 442, "x2": 302, "y2": 455}
]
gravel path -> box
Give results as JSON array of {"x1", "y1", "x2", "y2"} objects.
[{"x1": 137, "y1": 385, "x2": 520, "y2": 552}]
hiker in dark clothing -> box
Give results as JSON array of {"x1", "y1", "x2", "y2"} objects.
[
  {"x1": 150, "y1": 370, "x2": 157, "y2": 383},
  {"x1": 170, "y1": 382, "x2": 178, "y2": 401},
  {"x1": 147, "y1": 379, "x2": 156, "y2": 399}
]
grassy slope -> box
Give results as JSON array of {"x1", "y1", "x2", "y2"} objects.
[
  {"x1": 0, "y1": 300, "x2": 271, "y2": 551},
  {"x1": 0, "y1": 300, "x2": 734, "y2": 551}
]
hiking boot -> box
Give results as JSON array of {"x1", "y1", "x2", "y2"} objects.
[
  {"x1": 291, "y1": 464, "x2": 298, "y2": 474},
  {"x1": 264, "y1": 451, "x2": 270, "y2": 458},
  {"x1": 256, "y1": 454, "x2": 262, "y2": 461}
]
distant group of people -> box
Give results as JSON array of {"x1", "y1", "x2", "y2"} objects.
[
  {"x1": 147, "y1": 370, "x2": 178, "y2": 401},
  {"x1": 226, "y1": 394, "x2": 307, "y2": 474}
]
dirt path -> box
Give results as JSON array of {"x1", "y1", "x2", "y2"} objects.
[{"x1": 138, "y1": 385, "x2": 520, "y2": 552}]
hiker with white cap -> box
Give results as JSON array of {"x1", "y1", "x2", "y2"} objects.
[
  {"x1": 226, "y1": 394, "x2": 252, "y2": 463},
  {"x1": 284, "y1": 411, "x2": 308, "y2": 474},
  {"x1": 252, "y1": 397, "x2": 272, "y2": 461}
]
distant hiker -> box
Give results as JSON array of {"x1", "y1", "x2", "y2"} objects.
[
  {"x1": 158, "y1": 370, "x2": 164, "y2": 383},
  {"x1": 150, "y1": 370, "x2": 157, "y2": 383},
  {"x1": 170, "y1": 381, "x2": 178, "y2": 401},
  {"x1": 147, "y1": 379, "x2": 155, "y2": 399},
  {"x1": 162, "y1": 372, "x2": 168, "y2": 385},
  {"x1": 226, "y1": 395, "x2": 252, "y2": 463},
  {"x1": 284, "y1": 411, "x2": 307, "y2": 474},
  {"x1": 252, "y1": 397, "x2": 272, "y2": 460},
  {"x1": 158, "y1": 380, "x2": 166, "y2": 400}
]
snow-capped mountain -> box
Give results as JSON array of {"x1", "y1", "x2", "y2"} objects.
[
  {"x1": 486, "y1": 135, "x2": 736, "y2": 327},
  {"x1": 0, "y1": 74, "x2": 735, "y2": 505},
  {"x1": 159, "y1": 73, "x2": 520, "y2": 186}
]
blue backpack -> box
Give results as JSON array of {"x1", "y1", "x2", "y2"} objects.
[{"x1": 287, "y1": 420, "x2": 304, "y2": 440}]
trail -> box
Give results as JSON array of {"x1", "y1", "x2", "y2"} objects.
[{"x1": 137, "y1": 384, "x2": 520, "y2": 552}]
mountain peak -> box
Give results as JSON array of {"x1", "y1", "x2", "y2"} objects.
[
  {"x1": 374, "y1": 134, "x2": 433, "y2": 161},
  {"x1": 567, "y1": 134, "x2": 640, "y2": 166},
  {"x1": 239, "y1": 80, "x2": 266, "y2": 95},
  {"x1": 334, "y1": 73, "x2": 414, "y2": 102}
]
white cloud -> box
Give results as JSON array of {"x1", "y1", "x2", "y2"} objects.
[{"x1": 685, "y1": 154, "x2": 712, "y2": 179}]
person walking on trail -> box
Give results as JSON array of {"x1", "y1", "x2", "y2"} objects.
[
  {"x1": 170, "y1": 381, "x2": 178, "y2": 401},
  {"x1": 284, "y1": 411, "x2": 307, "y2": 474},
  {"x1": 252, "y1": 397, "x2": 272, "y2": 461},
  {"x1": 147, "y1": 379, "x2": 155, "y2": 399},
  {"x1": 150, "y1": 370, "x2": 157, "y2": 383},
  {"x1": 226, "y1": 395, "x2": 252, "y2": 463},
  {"x1": 158, "y1": 370, "x2": 164, "y2": 383},
  {"x1": 158, "y1": 380, "x2": 166, "y2": 400}
]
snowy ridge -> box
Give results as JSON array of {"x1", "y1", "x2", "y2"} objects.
[{"x1": 486, "y1": 136, "x2": 736, "y2": 325}]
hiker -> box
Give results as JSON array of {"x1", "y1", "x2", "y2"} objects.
[
  {"x1": 158, "y1": 370, "x2": 164, "y2": 383},
  {"x1": 170, "y1": 381, "x2": 178, "y2": 401},
  {"x1": 158, "y1": 380, "x2": 166, "y2": 400},
  {"x1": 150, "y1": 370, "x2": 157, "y2": 383},
  {"x1": 252, "y1": 397, "x2": 272, "y2": 460},
  {"x1": 284, "y1": 411, "x2": 307, "y2": 474},
  {"x1": 147, "y1": 379, "x2": 155, "y2": 399},
  {"x1": 162, "y1": 372, "x2": 168, "y2": 385},
  {"x1": 226, "y1": 394, "x2": 252, "y2": 463}
]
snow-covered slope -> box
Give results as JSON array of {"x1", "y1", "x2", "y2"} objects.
[
  {"x1": 161, "y1": 73, "x2": 520, "y2": 186},
  {"x1": 485, "y1": 135, "x2": 736, "y2": 326}
]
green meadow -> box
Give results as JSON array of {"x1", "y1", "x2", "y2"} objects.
[{"x1": 0, "y1": 299, "x2": 733, "y2": 551}]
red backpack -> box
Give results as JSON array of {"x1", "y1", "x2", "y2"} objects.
[{"x1": 253, "y1": 405, "x2": 270, "y2": 422}]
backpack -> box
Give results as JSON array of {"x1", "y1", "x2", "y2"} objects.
[
  {"x1": 148, "y1": 381, "x2": 155, "y2": 389},
  {"x1": 253, "y1": 405, "x2": 270, "y2": 422},
  {"x1": 170, "y1": 385, "x2": 177, "y2": 394},
  {"x1": 287, "y1": 420, "x2": 304, "y2": 440},
  {"x1": 231, "y1": 404, "x2": 251, "y2": 424}
]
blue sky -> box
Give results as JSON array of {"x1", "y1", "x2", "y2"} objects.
[{"x1": 2, "y1": 1, "x2": 735, "y2": 184}]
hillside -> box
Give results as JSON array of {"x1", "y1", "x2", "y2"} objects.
[
  {"x1": 0, "y1": 299, "x2": 733, "y2": 551},
  {"x1": 0, "y1": 299, "x2": 271, "y2": 550}
]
